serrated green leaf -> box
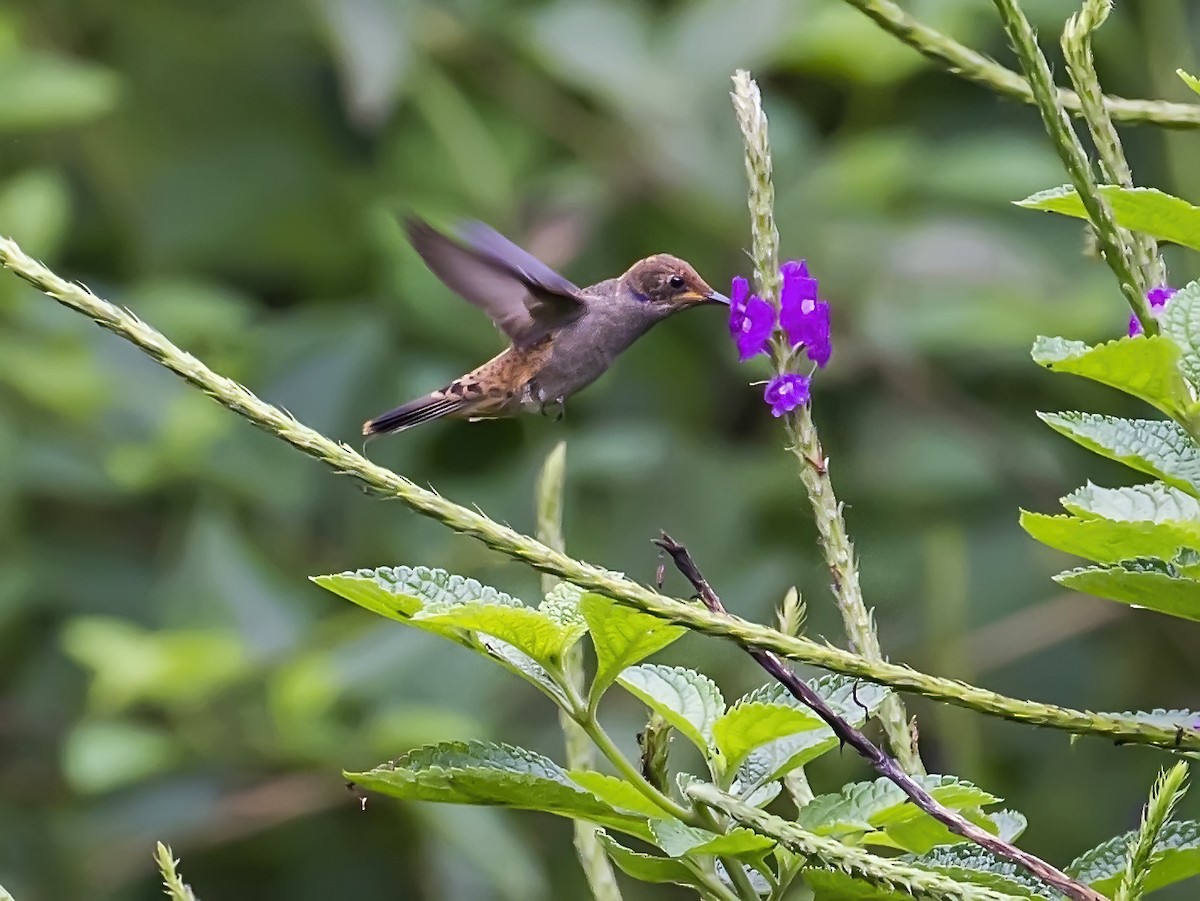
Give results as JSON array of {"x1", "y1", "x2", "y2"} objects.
[
  {"x1": 1032, "y1": 334, "x2": 1193, "y2": 421},
  {"x1": 734, "y1": 677, "x2": 890, "y2": 794},
  {"x1": 539, "y1": 581, "x2": 587, "y2": 629},
  {"x1": 1017, "y1": 185, "x2": 1200, "y2": 252},
  {"x1": 798, "y1": 776, "x2": 999, "y2": 851},
  {"x1": 987, "y1": 810, "x2": 1028, "y2": 844},
  {"x1": 649, "y1": 819, "x2": 775, "y2": 858},
  {"x1": 1039, "y1": 412, "x2": 1200, "y2": 496},
  {"x1": 595, "y1": 832, "x2": 699, "y2": 886},
  {"x1": 711, "y1": 702, "x2": 824, "y2": 774},
  {"x1": 1068, "y1": 819, "x2": 1200, "y2": 894},
  {"x1": 1020, "y1": 511, "x2": 1200, "y2": 564},
  {"x1": 1179, "y1": 69, "x2": 1200, "y2": 98},
  {"x1": 1063, "y1": 481, "x2": 1200, "y2": 522},
  {"x1": 567, "y1": 770, "x2": 666, "y2": 819},
  {"x1": 1056, "y1": 560, "x2": 1200, "y2": 621},
  {"x1": 311, "y1": 565, "x2": 519, "y2": 626},
  {"x1": 617, "y1": 664, "x2": 724, "y2": 753},
  {"x1": 912, "y1": 846, "x2": 1052, "y2": 899},
  {"x1": 347, "y1": 740, "x2": 650, "y2": 837},
  {"x1": 1160, "y1": 280, "x2": 1200, "y2": 392},
  {"x1": 413, "y1": 603, "x2": 582, "y2": 670},
  {"x1": 581, "y1": 593, "x2": 686, "y2": 704}
]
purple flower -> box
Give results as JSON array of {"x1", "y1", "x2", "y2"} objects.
[
  {"x1": 764, "y1": 373, "x2": 810, "y2": 417},
  {"x1": 1129, "y1": 285, "x2": 1177, "y2": 336},
  {"x1": 729, "y1": 276, "x2": 775, "y2": 360},
  {"x1": 779, "y1": 260, "x2": 832, "y2": 367}
]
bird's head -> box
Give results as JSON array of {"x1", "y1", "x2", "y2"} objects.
[{"x1": 621, "y1": 255, "x2": 729, "y2": 312}]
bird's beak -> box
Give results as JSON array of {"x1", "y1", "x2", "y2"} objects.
[{"x1": 703, "y1": 290, "x2": 730, "y2": 306}]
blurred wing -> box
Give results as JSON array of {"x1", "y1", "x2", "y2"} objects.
[{"x1": 405, "y1": 217, "x2": 586, "y2": 348}]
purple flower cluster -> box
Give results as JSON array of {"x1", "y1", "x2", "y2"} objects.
[
  {"x1": 1128, "y1": 285, "x2": 1177, "y2": 336},
  {"x1": 728, "y1": 259, "x2": 832, "y2": 417}
]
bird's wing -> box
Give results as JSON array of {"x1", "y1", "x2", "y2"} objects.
[{"x1": 405, "y1": 217, "x2": 587, "y2": 349}]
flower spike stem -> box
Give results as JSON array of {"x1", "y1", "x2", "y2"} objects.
[
  {"x1": 1060, "y1": 0, "x2": 1165, "y2": 290},
  {"x1": 990, "y1": 0, "x2": 1153, "y2": 332},
  {"x1": 3, "y1": 237, "x2": 1199, "y2": 754},
  {"x1": 655, "y1": 534, "x2": 1105, "y2": 901},
  {"x1": 731, "y1": 69, "x2": 924, "y2": 775},
  {"x1": 838, "y1": 0, "x2": 1200, "y2": 128}
]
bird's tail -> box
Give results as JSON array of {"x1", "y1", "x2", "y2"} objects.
[{"x1": 362, "y1": 393, "x2": 467, "y2": 437}]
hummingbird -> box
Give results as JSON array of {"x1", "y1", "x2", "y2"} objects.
[{"x1": 362, "y1": 217, "x2": 730, "y2": 436}]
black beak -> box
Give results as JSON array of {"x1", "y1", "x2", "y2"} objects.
[{"x1": 705, "y1": 290, "x2": 731, "y2": 306}]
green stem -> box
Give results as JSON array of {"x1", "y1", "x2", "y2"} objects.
[
  {"x1": 990, "y1": 0, "x2": 1153, "y2": 332},
  {"x1": 537, "y1": 444, "x2": 623, "y2": 901},
  {"x1": 576, "y1": 715, "x2": 697, "y2": 824},
  {"x1": 1060, "y1": 0, "x2": 1164, "y2": 289},
  {"x1": 2, "y1": 237, "x2": 1197, "y2": 754},
  {"x1": 839, "y1": 0, "x2": 1200, "y2": 128}
]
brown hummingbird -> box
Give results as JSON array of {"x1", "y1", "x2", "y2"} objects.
[{"x1": 362, "y1": 217, "x2": 730, "y2": 436}]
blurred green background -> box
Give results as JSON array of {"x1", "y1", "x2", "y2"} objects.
[{"x1": 1, "y1": 0, "x2": 1198, "y2": 898}]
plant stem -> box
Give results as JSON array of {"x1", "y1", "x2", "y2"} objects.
[
  {"x1": 1060, "y1": 0, "x2": 1164, "y2": 290},
  {"x1": 689, "y1": 784, "x2": 1045, "y2": 901},
  {"x1": 990, "y1": 0, "x2": 1153, "y2": 331},
  {"x1": 838, "y1": 0, "x2": 1200, "y2": 128},
  {"x1": 154, "y1": 843, "x2": 197, "y2": 901},
  {"x1": 2, "y1": 237, "x2": 1197, "y2": 754},
  {"x1": 731, "y1": 69, "x2": 924, "y2": 774},
  {"x1": 576, "y1": 715, "x2": 697, "y2": 825},
  {"x1": 536, "y1": 444, "x2": 623, "y2": 901}
]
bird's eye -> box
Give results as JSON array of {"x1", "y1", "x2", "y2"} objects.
[{"x1": 668, "y1": 275, "x2": 686, "y2": 290}]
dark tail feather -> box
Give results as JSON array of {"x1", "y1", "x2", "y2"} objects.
[{"x1": 362, "y1": 395, "x2": 466, "y2": 437}]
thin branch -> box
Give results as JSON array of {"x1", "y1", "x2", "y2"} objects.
[
  {"x1": 840, "y1": 0, "x2": 1200, "y2": 129},
  {"x1": 655, "y1": 533, "x2": 1104, "y2": 901},
  {"x1": 1, "y1": 236, "x2": 1198, "y2": 754}
]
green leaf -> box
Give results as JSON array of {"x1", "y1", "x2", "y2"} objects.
[
  {"x1": 803, "y1": 869, "x2": 952, "y2": 901},
  {"x1": 1056, "y1": 559, "x2": 1200, "y2": 621},
  {"x1": 412, "y1": 603, "x2": 584, "y2": 670},
  {"x1": 711, "y1": 702, "x2": 824, "y2": 774},
  {"x1": 582, "y1": 592, "x2": 686, "y2": 703},
  {"x1": 347, "y1": 740, "x2": 650, "y2": 837},
  {"x1": 798, "y1": 776, "x2": 999, "y2": 853},
  {"x1": 567, "y1": 770, "x2": 667, "y2": 819},
  {"x1": 1020, "y1": 511, "x2": 1200, "y2": 564},
  {"x1": 1039, "y1": 413, "x2": 1200, "y2": 497},
  {"x1": 733, "y1": 677, "x2": 890, "y2": 794},
  {"x1": 311, "y1": 565, "x2": 519, "y2": 625},
  {"x1": 595, "y1": 832, "x2": 700, "y2": 886},
  {"x1": 986, "y1": 810, "x2": 1029, "y2": 844},
  {"x1": 539, "y1": 581, "x2": 587, "y2": 630},
  {"x1": 1031, "y1": 334, "x2": 1194, "y2": 421},
  {"x1": 1068, "y1": 819, "x2": 1200, "y2": 895},
  {"x1": 616, "y1": 664, "x2": 724, "y2": 753},
  {"x1": 1179, "y1": 69, "x2": 1200, "y2": 98},
  {"x1": 1063, "y1": 481, "x2": 1200, "y2": 522},
  {"x1": 648, "y1": 819, "x2": 775, "y2": 858},
  {"x1": 1017, "y1": 185, "x2": 1200, "y2": 252},
  {"x1": 1159, "y1": 280, "x2": 1200, "y2": 391},
  {"x1": 912, "y1": 846, "x2": 1053, "y2": 899}
]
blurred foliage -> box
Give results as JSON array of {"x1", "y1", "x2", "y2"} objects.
[{"x1": 1, "y1": 0, "x2": 1199, "y2": 899}]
